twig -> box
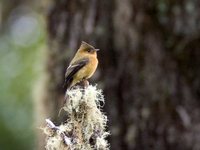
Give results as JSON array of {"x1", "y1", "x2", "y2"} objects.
[{"x1": 45, "y1": 119, "x2": 72, "y2": 146}]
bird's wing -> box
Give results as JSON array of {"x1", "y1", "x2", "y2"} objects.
[{"x1": 64, "y1": 58, "x2": 89, "y2": 88}]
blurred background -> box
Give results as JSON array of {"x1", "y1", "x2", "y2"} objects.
[
  {"x1": 0, "y1": 0, "x2": 45, "y2": 149},
  {"x1": 0, "y1": 0, "x2": 200, "y2": 150}
]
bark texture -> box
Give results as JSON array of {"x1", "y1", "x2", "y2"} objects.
[{"x1": 37, "y1": 0, "x2": 200, "y2": 149}]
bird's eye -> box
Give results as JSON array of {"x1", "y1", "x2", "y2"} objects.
[{"x1": 87, "y1": 49, "x2": 92, "y2": 53}]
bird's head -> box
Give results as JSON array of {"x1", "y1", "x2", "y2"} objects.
[{"x1": 77, "y1": 41, "x2": 99, "y2": 57}]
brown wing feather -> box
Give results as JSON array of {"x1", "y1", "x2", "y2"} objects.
[{"x1": 63, "y1": 58, "x2": 89, "y2": 89}]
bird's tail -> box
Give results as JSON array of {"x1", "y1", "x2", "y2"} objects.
[{"x1": 63, "y1": 78, "x2": 73, "y2": 90}]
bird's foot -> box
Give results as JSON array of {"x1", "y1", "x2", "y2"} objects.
[{"x1": 78, "y1": 79, "x2": 89, "y2": 88}]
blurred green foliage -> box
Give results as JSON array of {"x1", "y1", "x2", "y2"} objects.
[{"x1": 0, "y1": 6, "x2": 45, "y2": 150}]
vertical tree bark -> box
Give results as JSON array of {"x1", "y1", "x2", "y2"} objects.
[{"x1": 37, "y1": 0, "x2": 200, "y2": 149}]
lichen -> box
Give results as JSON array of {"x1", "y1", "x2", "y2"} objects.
[{"x1": 43, "y1": 85, "x2": 110, "y2": 150}]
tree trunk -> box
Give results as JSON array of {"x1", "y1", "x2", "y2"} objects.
[{"x1": 36, "y1": 0, "x2": 200, "y2": 149}]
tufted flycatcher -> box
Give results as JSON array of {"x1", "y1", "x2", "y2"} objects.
[{"x1": 63, "y1": 41, "x2": 99, "y2": 89}]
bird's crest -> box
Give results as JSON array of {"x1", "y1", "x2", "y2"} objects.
[{"x1": 80, "y1": 41, "x2": 95, "y2": 51}]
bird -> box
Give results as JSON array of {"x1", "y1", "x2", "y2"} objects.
[{"x1": 63, "y1": 41, "x2": 99, "y2": 89}]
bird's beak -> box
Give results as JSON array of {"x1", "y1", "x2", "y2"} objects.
[{"x1": 95, "y1": 49, "x2": 100, "y2": 51}]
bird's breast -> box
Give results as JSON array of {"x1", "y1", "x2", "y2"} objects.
[{"x1": 76, "y1": 57, "x2": 98, "y2": 79}]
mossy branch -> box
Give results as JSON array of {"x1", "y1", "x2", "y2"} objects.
[{"x1": 43, "y1": 85, "x2": 110, "y2": 150}]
